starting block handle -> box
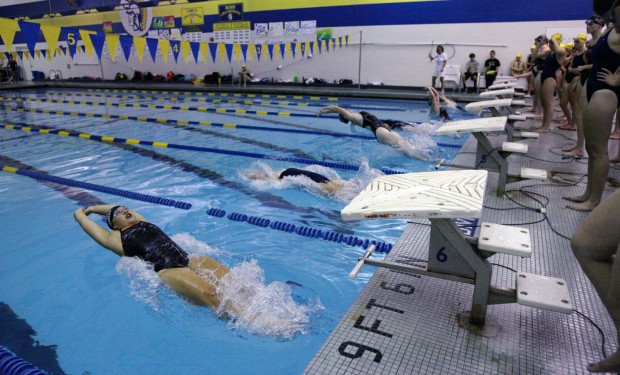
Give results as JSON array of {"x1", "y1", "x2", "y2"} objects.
[{"x1": 349, "y1": 244, "x2": 377, "y2": 280}]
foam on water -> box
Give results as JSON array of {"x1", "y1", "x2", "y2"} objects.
[{"x1": 115, "y1": 233, "x2": 322, "y2": 339}]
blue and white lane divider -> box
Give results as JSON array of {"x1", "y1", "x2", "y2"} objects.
[
  {"x1": 0, "y1": 346, "x2": 47, "y2": 375},
  {"x1": 207, "y1": 208, "x2": 394, "y2": 253}
]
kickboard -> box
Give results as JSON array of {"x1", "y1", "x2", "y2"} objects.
[{"x1": 341, "y1": 170, "x2": 488, "y2": 221}]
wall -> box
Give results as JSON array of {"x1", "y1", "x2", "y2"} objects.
[{"x1": 2, "y1": 0, "x2": 594, "y2": 87}]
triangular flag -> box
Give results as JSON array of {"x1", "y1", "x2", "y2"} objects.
[
  {"x1": 35, "y1": 50, "x2": 41, "y2": 59},
  {"x1": 133, "y1": 36, "x2": 146, "y2": 63},
  {"x1": 254, "y1": 44, "x2": 262, "y2": 61},
  {"x1": 208, "y1": 43, "x2": 218, "y2": 64},
  {"x1": 105, "y1": 34, "x2": 120, "y2": 62},
  {"x1": 23, "y1": 51, "x2": 30, "y2": 59},
  {"x1": 18, "y1": 21, "x2": 41, "y2": 56},
  {"x1": 291, "y1": 42, "x2": 297, "y2": 59},
  {"x1": 319, "y1": 40, "x2": 324, "y2": 54},
  {"x1": 232, "y1": 43, "x2": 241, "y2": 62},
  {"x1": 17, "y1": 51, "x2": 23, "y2": 59},
  {"x1": 345, "y1": 35, "x2": 349, "y2": 46},
  {"x1": 146, "y1": 37, "x2": 158, "y2": 62},
  {"x1": 240, "y1": 44, "x2": 248, "y2": 62},
  {"x1": 169, "y1": 39, "x2": 180, "y2": 62},
  {"x1": 218, "y1": 43, "x2": 226, "y2": 63},
  {"x1": 247, "y1": 43, "x2": 254, "y2": 61},
  {"x1": 89, "y1": 33, "x2": 105, "y2": 61},
  {"x1": 313, "y1": 41, "x2": 319, "y2": 55},
  {"x1": 199, "y1": 42, "x2": 208, "y2": 64},
  {"x1": 79, "y1": 29, "x2": 96, "y2": 59},
  {"x1": 305, "y1": 41, "x2": 311, "y2": 57},
  {"x1": 180, "y1": 40, "x2": 190, "y2": 63},
  {"x1": 46, "y1": 50, "x2": 52, "y2": 60},
  {"x1": 40, "y1": 49, "x2": 46, "y2": 58},
  {"x1": 159, "y1": 39, "x2": 170, "y2": 63},
  {"x1": 61, "y1": 27, "x2": 80, "y2": 58},
  {"x1": 278, "y1": 43, "x2": 285, "y2": 60},
  {"x1": 267, "y1": 44, "x2": 274, "y2": 61},
  {"x1": 224, "y1": 43, "x2": 233, "y2": 63},
  {"x1": 190, "y1": 41, "x2": 200, "y2": 63},
  {"x1": 40, "y1": 25, "x2": 61, "y2": 55},
  {"x1": 119, "y1": 35, "x2": 133, "y2": 61},
  {"x1": 0, "y1": 18, "x2": 20, "y2": 52}
]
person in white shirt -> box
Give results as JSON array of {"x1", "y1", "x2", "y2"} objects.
[{"x1": 428, "y1": 45, "x2": 448, "y2": 93}]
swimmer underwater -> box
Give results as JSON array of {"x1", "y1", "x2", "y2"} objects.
[{"x1": 74, "y1": 204, "x2": 239, "y2": 315}]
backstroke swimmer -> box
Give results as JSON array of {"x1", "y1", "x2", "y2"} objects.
[
  {"x1": 318, "y1": 105, "x2": 437, "y2": 161},
  {"x1": 74, "y1": 205, "x2": 239, "y2": 315}
]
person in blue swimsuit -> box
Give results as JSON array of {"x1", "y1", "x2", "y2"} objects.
[
  {"x1": 532, "y1": 33, "x2": 566, "y2": 132},
  {"x1": 318, "y1": 105, "x2": 435, "y2": 161},
  {"x1": 565, "y1": 3, "x2": 620, "y2": 214},
  {"x1": 74, "y1": 205, "x2": 237, "y2": 314}
]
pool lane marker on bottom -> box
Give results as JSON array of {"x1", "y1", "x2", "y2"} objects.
[
  {"x1": 0, "y1": 123, "x2": 409, "y2": 175},
  {"x1": 0, "y1": 165, "x2": 192, "y2": 209}
]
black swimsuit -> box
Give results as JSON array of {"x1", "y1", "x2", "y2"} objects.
[
  {"x1": 541, "y1": 53, "x2": 561, "y2": 83},
  {"x1": 360, "y1": 111, "x2": 391, "y2": 138},
  {"x1": 383, "y1": 119, "x2": 415, "y2": 130},
  {"x1": 279, "y1": 168, "x2": 330, "y2": 183},
  {"x1": 121, "y1": 221, "x2": 189, "y2": 272},
  {"x1": 566, "y1": 52, "x2": 586, "y2": 84},
  {"x1": 587, "y1": 29, "x2": 620, "y2": 103}
]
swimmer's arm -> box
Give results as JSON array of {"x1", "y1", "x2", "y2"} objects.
[
  {"x1": 83, "y1": 204, "x2": 117, "y2": 215},
  {"x1": 74, "y1": 208, "x2": 124, "y2": 256},
  {"x1": 596, "y1": 67, "x2": 620, "y2": 87},
  {"x1": 318, "y1": 106, "x2": 363, "y2": 125}
]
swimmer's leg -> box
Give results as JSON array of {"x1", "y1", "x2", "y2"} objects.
[{"x1": 158, "y1": 267, "x2": 222, "y2": 309}]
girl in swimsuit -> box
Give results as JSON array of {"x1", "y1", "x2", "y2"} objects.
[
  {"x1": 318, "y1": 105, "x2": 435, "y2": 161},
  {"x1": 74, "y1": 205, "x2": 237, "y2": 315},
  {"x1": 561, "y1": 33, "x2": 589, "y2": 156},
  {"x1": 533, "y1": 33, "x2": 566, "y2": 132},
  {"x1": 243, "y1": 166, "x2": 347, "y2": 195},
  {"x1": 565, "y1": 4, "x2": 620, "y2": 213}
]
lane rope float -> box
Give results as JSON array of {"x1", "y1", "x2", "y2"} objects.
[
  {"x1": 1, "y1": 165, "x2": 192, "y2": 209},
  {"x1": 0, "y1": 123, "x2": 410, "y2": 175},
  {"x1": 0, "y1": 106, "x2": 463, "y2": 149},
  {"x1": 206, "y1": 207, "x2": 394, "y2": 253},
  {"x1": 0, "y1": 346, "x2": 46, "y2": 375}
]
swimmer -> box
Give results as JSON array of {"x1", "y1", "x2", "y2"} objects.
[
  {"x1": 74, "y1": 205, "x2": 238, "y2": 316},
  {"x1": 427, "y1": 86, "x2": 454, "y2": 120},
  {"x1": 318, "y1": 106, "x2": 435, "y2": 161},
  {"x1": 244, "y1": 167, "x2": 347, "y2": 195}
]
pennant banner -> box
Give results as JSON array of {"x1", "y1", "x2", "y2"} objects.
[
  {"x1": 146, "y1": 37, "x2": 158, "y2": 63},
  {"x1": 61, "y1": 27, "x2": 80, "y2": 58},
  {"x1": 90, "y1": 33, "x2": 105, "y2": 61},
  {"x1": 119, "y1": 35, "x2": 133, "y2": 61},
  {"x1": 170, "y1": 39, "x2": 180, "y2": 63},
  {"x1": 18, "y1": 20, "x2": 41, "y2": 56}
]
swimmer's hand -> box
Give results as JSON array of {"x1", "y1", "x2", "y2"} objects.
[{"x1": 318, "y1": 106, "x2": 339, "y2": 115}]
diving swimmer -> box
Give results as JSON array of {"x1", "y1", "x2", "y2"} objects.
[
  {"x1": 318, "y1": 105, "x2": 435, "y2": 161},
  {"x1": 244, "y1": 167, "x2": 347, "y2": 195},
  {"x1": 74, "y1": 205, "x2": 238, "y2": 315}
]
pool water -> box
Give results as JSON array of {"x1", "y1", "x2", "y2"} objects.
[{"x1": 0, "y1": 89, "x2": 472, "y2": 374}]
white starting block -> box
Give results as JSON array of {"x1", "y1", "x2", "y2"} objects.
[
  {"x1": 464, "y1": 98, "x2": 526, "y2": 113},
  {"x1": 343, "y1": 170, "x2": 572, "y2": 328},
  {"x1": 506, "y1": 114, "x2": 539, "y2": 141},
  {"x1": 488, "y1": 81, "x2": 518, "y2": 90},
  {"x1": 435, "y1": 117, "x2": 547, "y2": 196},
  {"x1": 465, "y1": 99, "x2": 535, "y2": 142},
  {"x1": 479, "y1": 88, "x2": 515, "y2": 98}
]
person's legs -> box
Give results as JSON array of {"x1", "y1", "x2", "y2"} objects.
[
  {"x1": 486, "y1": 73, "x2": 496, "y2": 87},
  {"x1": 431, "y1": 75, "x2": 437, "y2": 89},
  {"x1": 558, "y1": 81, "x2": 573, "y2": 128},
  {"x1": 439, "y1": 76, "x2": 445, "y2": 92},
  {"x1": 566, "y1": 90, "x2": 618, "y2": 211},
  {"x1": 533, "y1": 77, "x2": 557, "y2": 132},
  {"x1": 571, "y1": 189, "x2": 620, "y2": 372},
  {"x1": 611, "y1": 107, "x2": 620, "y2": 142},
  {"x1": 158, "y1": 267, "x2": 223, "y2": 309},
  {"x1": 565, "y1": 80, "x2": 586, "y2": 156}
]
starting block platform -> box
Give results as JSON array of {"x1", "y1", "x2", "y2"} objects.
[
  {"x1": 435, "y1": 117, "x2": 547, "y2": 195},
  {"x1": 340, "y1": 169, "x2": 571, "y2": 328}
]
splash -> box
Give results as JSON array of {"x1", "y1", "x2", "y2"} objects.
[
  {"x1": 216, "y1": 259, "x2": 323, "y2": 339},
  {"x1": 116, "y1": 234, "x2": 322, "y2": 339}
]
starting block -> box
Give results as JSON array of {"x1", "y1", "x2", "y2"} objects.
[
  {"x1": 435, "y1": 117, "x2": 547, "y2": 196},
  {"x1": 343, "y1": 170, "x2": 572, "y2": 329}
]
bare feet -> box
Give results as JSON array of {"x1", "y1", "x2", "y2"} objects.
[
  {"x1": 563, "y1": 194, "x2": 588, "y2": 203},
  {"x1": 558, "y1": 124, "x2": 576, "y2": 131},
  {"x1": 566, "y1": 200, "x2": 599, "y2": 211},
  {"x1": 587, "y1": 350, "x2": 620, "y2": 373},
  {"x1": 532, "y1": 127, "x2": 550, "y2": 133},
  {"x1": 564, "y1": 148, "x2": 584, "y2": 158},
  {"x1": 562, "y1": 144, "x2": 576, "y2": 152}
]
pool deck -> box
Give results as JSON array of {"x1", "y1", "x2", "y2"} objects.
[{"x1": 3, "y1": 81, "x2": 619, "y2": 374}]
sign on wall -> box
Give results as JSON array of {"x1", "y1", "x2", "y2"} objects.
[
  {"x1": 119, "y1": 0, "x2": 153, "y2": 37},
  {"x1": 219, "y1": 3, "x2": 243, "y2": 22},
  {"x1": 182, "y1": 7, "x2": 204, "y2": 26}
]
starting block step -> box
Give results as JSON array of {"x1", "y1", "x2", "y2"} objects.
[
  {"x1": 515, "y1": 131, "x2": 539, "y2": 139},
  {"x1": 502, "y1": 141, "x2": 528, "y2": 154},
  {"x1": 516, "y1": 272, "x2": 572, "y2": 314},
  {"x1": 508, "y1": 114, "x2": 527, "y2": 121},
  {"x1": 520, "y1": 167, "x2": 547, "y2": 180},
  {"x1": 479, "y1": 88, "x2": 515, "y2": 98},
  {"x1": 478, "y1": 222, "x2": 531, "y2": 257}
]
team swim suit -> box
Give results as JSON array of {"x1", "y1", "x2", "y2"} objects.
[
  {"x1": 383, "y1": 119, "x2": 416, "y2": 130},
  {"x1": 587, "y1": 29, "x2": 620, "y2": 103},
  {"x1": 540, "y1": 53, "x2": 561, "y2": 83},
  {"x1": 121, "y1": 221, "x2": 190, "y2": 272},
  {"x1": 360, "y1": 111, "x2": 391, "y2": 137},
  {"x1": 279, "y1": 168, "x2": 330, "y2": 183},
  {"x1": 566, "y1": 52, "x2": 586, "y2": 84}
]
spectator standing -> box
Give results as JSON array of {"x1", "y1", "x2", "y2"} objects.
[{"x1": 428, "y1": 45, "x2": 448, "y2": 93}]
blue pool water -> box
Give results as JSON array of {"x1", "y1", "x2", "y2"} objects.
[{"x1": 0, "y1": 89, "x2": 472, "y2": 374}]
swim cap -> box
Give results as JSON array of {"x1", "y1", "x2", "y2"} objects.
[
  {"x1": 107, "y1": 205, "x2": 121, "y2": 229},
  {"x1": 565, "y1": 42, "x2": 574, "y2": 50},
  {"x1": 530, "y1": 45, "x2": 536, "y2": 50},
  {"x1": 574, "y1": 33, "x2": 587, "y2": 44},
  {"x1": 586, "y1": 15, "x2": 605, "y2": 26},
  {"x1": 551, "y1": 32, "x2": 563, "y2": 45},
  {"x1": 242, "y1": 64, "x2": 246, "y2": 68},
  {"x1": 338, "y1": 114, "x2": 349, "y2": 124},
  {"x1": 517, "y1": 54, "x2": 522, "y2": 58}
]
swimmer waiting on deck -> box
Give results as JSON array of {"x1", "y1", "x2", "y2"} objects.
[
  {"x1": 318, "y1": 106, "x2": 434, "y2": 161},
  {"x1": 74, "y1": 205, "x2": 237, "y2": 315},
  {"x1": 244, "y1": 167, "x2": 346, "y2": 194}
]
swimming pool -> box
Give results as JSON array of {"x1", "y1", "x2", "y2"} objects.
[{"x1": 0, "y1": 88, "x2": 473, "y2": 374}]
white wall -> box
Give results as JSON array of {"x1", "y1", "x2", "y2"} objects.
[{"x1": 17, "y1": 19, "x2": 586, "y2": 87}]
